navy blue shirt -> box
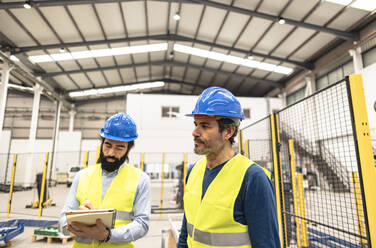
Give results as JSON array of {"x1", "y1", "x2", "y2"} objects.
[{"x1": 177, "y1": 158, "x2": 280, "y2": 248}]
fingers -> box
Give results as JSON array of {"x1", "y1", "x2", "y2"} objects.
[
  {"x1": 96, "y1": 218, "x2": 103, "y2": 226},
  {"x1": 78, "y1": 202, "x2": 95, "y2": 210},
  {"x1": 85, "y1": 202, "x2": 95, "y2": 210},
  {"x1": 67, "y1": 224, "x2": 85, "y2": 237}
]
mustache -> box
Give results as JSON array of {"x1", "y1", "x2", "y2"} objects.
[
  {"x1": 194, "y1": 137, "x2": 204, "y2": 144},
  {"x1": 104, "y1": 156, "x2": 120, "y2": 162}
]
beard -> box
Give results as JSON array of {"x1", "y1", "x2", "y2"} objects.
[
  {"x1": 193, "y1": 137, "x2": 225, "y2": 155},
  {"x1": 194, "y1": 137, "x2": 207, "y2": 155},
  {"x1": 100, "y1": 149, "x2": 127, "y2": 173}
]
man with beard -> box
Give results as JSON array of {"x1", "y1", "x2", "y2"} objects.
[
  {"x1": 177, "y1": 87, "x2": 280, "y2": 248},
  {"x1": 59, "y1": 113, "x2": 150, "y2": 248}
]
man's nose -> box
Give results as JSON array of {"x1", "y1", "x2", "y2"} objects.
[
  {"x1": 192, "y1": 127, "x2": 200, "y2": 137},
  {"x1": 107, "y1": 147, "x2": 117, "y2": 156}
]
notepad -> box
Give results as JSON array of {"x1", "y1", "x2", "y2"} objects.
[{"x1": 66, "y1": 208, "x2": 116, "y2": 229}]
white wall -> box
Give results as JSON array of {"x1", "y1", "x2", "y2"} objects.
[{"x1": 126, "y1": 93, "x2": 283, "y2": 156}]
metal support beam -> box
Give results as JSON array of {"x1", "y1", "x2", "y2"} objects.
[
  {"x1": 192, "y1": 0, "x2": 358, "y2": 41},
  {"x1": 0, "y1": 51, "x2": 74, "y2": 111},
  {"x1": 0, "y1": 0, "x2": 188, "y2": 9},
  {"x1": 304, "y1": 75, "x2": 315, "y2": 97},
  {"x1": 24, "y1": 83, "x2": 43, "y2": 187},
  {"x1": 69, "y1": 109, "x2": 76, "y2": 132},
  {"x1": 349, "y1": 48, "x2": 363, "y2": 74},
  {"x1": 10, "y1": 34, "x2": 313, "y2": 70},
  {"x1": 48, "y1": 100, "x2": 61, "y2": 187},
  {"x1": 43, "y1": 61, "x2": 282, "y2": 89},
  {"x1": 0, "y1": 61, "x2": 11, "y2": 131},
  {"x1": 0, "y1": 0, "x2": 358, "y2": 41}
]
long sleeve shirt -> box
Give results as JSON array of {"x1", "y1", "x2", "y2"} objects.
[
  {"x1": 177, "y1": 160, "x2": 280, "y2": 248},
  {"x1": 59, "y1": 164, "x2": 151, "y2": 244}
]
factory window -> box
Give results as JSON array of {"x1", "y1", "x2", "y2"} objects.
[
  {"x1": 363, "y1": 46, "x2": 376, "y2": 68},
  {"x1": 162, "y1": 106, "x2": 180, "y2": 118},
  {"x1": 316, "y1": 60, "x2": 353, "y2": 90},
  {"x1": 286, "y1": 87, "x2": 305, "y2": 105},
  {"x1": 243, "y1": 108, "x2": 251, "y2": 119}
]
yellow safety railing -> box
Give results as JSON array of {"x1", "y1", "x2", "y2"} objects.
[
  {"x1": 238, "y1": 129, "x2": 243, "y2": 154},
  {"x1": 38, "y1": 152, "x2": 49, "y2": 219},
  {"x1": 96, "y1": 145, "x2": 101, "y2": 163},
  {"x1": 348, "y1": 74, "x2": 376, "y2": 245},
  {"x1": 297, "y1": 173, "x2": 308, "y2": 247},
  {"x1": 183, "y1": 152, "x2": 187, "y2": 193},
  {"x1": 270, "y1": 114, "x2": 285, "y2": 247},
  {"x1": 84, "y1": 151, "x2": 89, "y2": 168},
  {"x1": 352, "y1": 172, "x2": 367, "y2": 245},
  {"x1": 140, "y1": 152, "x2": 144, "y2": 172},
  {"x1": 7, "y1": 154, "x2": 17, "y2": 217},
  {"x1": 244, "y1": 139, "x2": 249, "y2": 159},
  {"x1": 288, "y1": 140, "x2": 302, "y2": 247}
]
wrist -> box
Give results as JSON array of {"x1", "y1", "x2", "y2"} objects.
[{"x1": 100, "y1": 227, "x2": 111, "y2": 242}]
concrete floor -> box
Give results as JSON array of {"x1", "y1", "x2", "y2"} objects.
[{"x1": 0, "y1": 182, "x2": 183, "y2": 248}]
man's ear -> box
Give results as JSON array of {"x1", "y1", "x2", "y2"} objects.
[{"x1": 223, "y1": 126, "x2": 235, "y2": 140}]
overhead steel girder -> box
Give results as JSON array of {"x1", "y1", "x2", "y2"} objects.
[
  {"x1": 191, "y1": 0, "x2": 358, "y2": 41},
  {"x1": 9, "y1": 34, "x2": 313, "y2": 70},
  {"x1": 41, "y1": 60, "x2": 282, "y2": 88},
  {"x1": 0, "y1": 0, "x2": 190, "y2": 9},
  {"x1": 0, "y1": 0, "x2": 357, "y2": 41},
  {"x1": 0, "y1": 51, "x2": 74, "y2": 111}
]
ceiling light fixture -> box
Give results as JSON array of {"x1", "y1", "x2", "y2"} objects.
[
  {"x1": 173, "y1": 44, "x2": 293, "y2": 75},
  {"x1": 173, "y1": 13, "x2": 181, "y2": 21},
  {"x1": 278, "y1": 18, "x2": 286, "y2": 25},
  {"x1": 10, "y1": 55, "x2": 20, "y2": 62},
  {"x1": 247, "y1": 55, "x2": 253, "y2": 60},
  {"x1": 8, "y1": 83, "x2": 34, "y2": 92},
  {"x1": 69, "y1": 81, "x2": 165, "y2": 98},
  {"x1": 29, "y1": 43, "x2": 168, "y2": 63},
  {"x1": 23, "y1": 0, "x2": 32, "y2": 9},
  {"x1": 59, "y1": 47, "x2": 65, "y2": 53}
]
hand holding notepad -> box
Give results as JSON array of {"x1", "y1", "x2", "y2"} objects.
[{"x1": 66, "y1": 209, "x2": 116, "y2": 228}]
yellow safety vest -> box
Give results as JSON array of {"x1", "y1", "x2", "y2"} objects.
[
  {"x1": 73, "y1": 163, "x2": 140, "y2": 248},
  {"x1": 184, "y1": 154, "x2": 271, "y2": 248}
]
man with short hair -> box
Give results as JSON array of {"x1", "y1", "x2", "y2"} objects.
[
  {"x1": 178, "y1": 87, "x2": 280, "y2": 248},
  {"x1": 59, "y1": 113, "x2": 150, "y2": 248}
]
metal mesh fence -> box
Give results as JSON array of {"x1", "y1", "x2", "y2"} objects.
[
  {"x1": 242, "y1": 117, "x2": 274, "y2": 184},
  {"x1": 241, "y1": 78, "x2": 370, "y2": 247},
  {"x1": 1, "y1": 150, "x2": 200, "y2": 213}
]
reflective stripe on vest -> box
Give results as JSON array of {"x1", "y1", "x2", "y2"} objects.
[
  {"x1": 116, "y1": 210, "x2": 134, "y2": 221},
  {"x1": 187, "y1": 222, "x2": 250, "y2": 247}
]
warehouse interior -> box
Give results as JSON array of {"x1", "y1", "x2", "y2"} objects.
[{"x1": 0, "y1": 0, "x2": 376, "y2": 247}]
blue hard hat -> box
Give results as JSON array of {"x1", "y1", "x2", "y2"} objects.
[
  {"x1": 100, "y1": 113, "x2": 138, "y2": 142},
  {"x1": 189, "y1": 87, "x2": 245, "y2": 119}
]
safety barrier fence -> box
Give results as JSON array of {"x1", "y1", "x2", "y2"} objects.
[
  {"x1": 1, "y1": 150, "x2": 201, "y2": 217},
  {"x1": 240, "y1": 75, "x2": 376, "y2": 247}
]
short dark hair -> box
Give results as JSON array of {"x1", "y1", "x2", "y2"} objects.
[
  {"x1": 217, "y1": 118, "x2": 239, "y2": 145},
  {"x1": 97, "y1": 137, "x2": 135, "y2": 163}
]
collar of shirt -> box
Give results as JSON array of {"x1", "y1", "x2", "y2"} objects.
[{"x1": 101, "y1": 163, "x2": 126, "y2": 176}]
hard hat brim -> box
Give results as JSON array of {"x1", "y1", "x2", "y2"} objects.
[{"x1": 100, "y1": 130, "x2": 137, "y2": 142}]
